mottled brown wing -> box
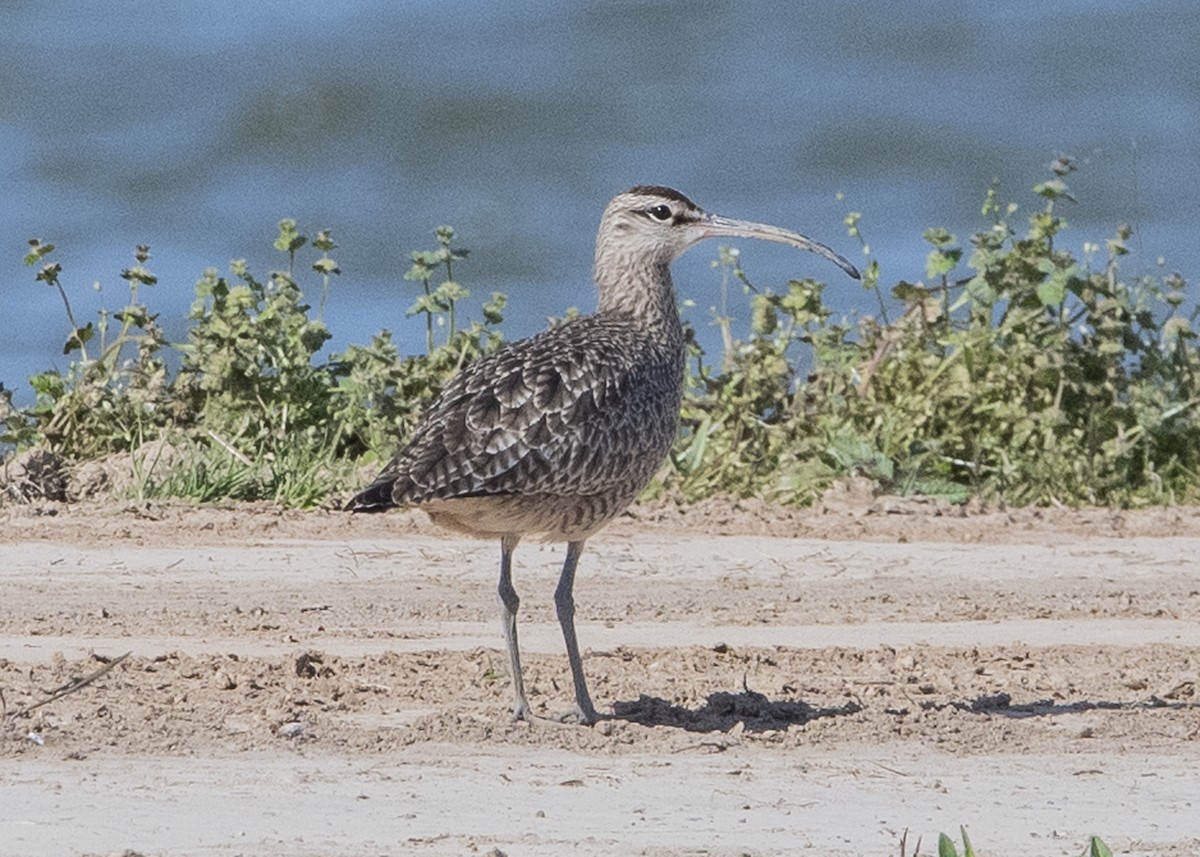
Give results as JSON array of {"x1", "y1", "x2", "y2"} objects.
[{"x1": 347, "y1": 316, "x2": 682, "y2": 511}]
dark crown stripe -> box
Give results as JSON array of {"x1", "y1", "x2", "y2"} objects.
[{"x1": 626, "y1": 185, "x2": 697, "y2": 208}]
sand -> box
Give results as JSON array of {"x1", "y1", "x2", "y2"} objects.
[{"x1": 2, "y1": 500, "x2": 1198, "y2": 856}]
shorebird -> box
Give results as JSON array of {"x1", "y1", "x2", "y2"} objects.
[{"x1": 346, "y1": 186, "x2": 859, "y2": 724}]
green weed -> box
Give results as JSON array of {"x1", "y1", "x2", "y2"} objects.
[
  {"x1": 3, "y1": 219, "x2": 505, "y2": 505},
  {"x1": 328, "y1": 225, "x2": 506, "y2": 459},
  {"x1": 11, "y1": 242, "x2": 171, "y2": 459},
  {"x1": 663, "y1": 159, "x2": 1200, "y2": 507},
  {"x1": 904, "y1": 828, "x2": 1111, "y2": 857},
  {"x1": 3, "y1": 162, "x2": 1197, "y2": 509},
  {"x1": 937, "y1": 827, "x2": 976, "y2": 857}
]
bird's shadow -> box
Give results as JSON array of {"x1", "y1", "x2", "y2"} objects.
[
  {"x1": 917, "y1": 691, "x2": 1200, "y2": 719},
  {"x1": 610, "y1": 688, "x2": 861, "y2": 733},
  {"x1": 607, "y1": 688, "x2": 1199, "y2": 733}
]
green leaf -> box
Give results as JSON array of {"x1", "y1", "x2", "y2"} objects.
[
  {"x1": 36, "y1": 262, "x2": 63, "y2": 285},
  {"x1": 406, "y1": 293, "x2": 449, "y2": 317},
  {"x1": 965, "y1": 274, "x2": 997, "y2": 306},
  {"x1": 29, "y1": 371, "x2": 65, "y2": 397},
  {"x1": 1033, "y1": 178, "x2": 1076, "y2": 202},
  {"x1": 63, "y1": 322, "x2": 95, "y2": 355},
  {"x1": 1162, "y1": 316, "x2": 1193, "y2": 343},
  {"x1": 922, "y1": 227, "x2": 956, "y2": 248},
  {"x1": 482, "y1": 291, "x2": 507, "y2": 325},
  {"x1": 937, "y1": 832, "x2": 959, "y2": 857},
  {"x1": 926, "y1": 247, "x2": 962, "y2": 279},
  {"x1": 892, "y1": 281, "x2": 930, "y2": 302},
  {"x1": 121, "y1": 264, "x2": 158, "y2": 286},
  {"x1": 312, "y1": 257, "x2": 341, "y2": 276},
  {"x1": 980, "y1": 182, "x2": 1002, "y2": 217},
  {"x1": 1036, "y1": 277, "x2": 1066, "y2": 307},
  {"x1": 404, "y1": 263, "x2": 431, "y2": 282},
  {"x1": 312, "y1": 230, "x2": 338, "y2": 253},
  {"x1": 1085, "y1": 836, "x2": 1113, "y2": 857},
  {"x1": 436, "y1": 280, "x2": 469, "y2": 303},
  {"x1": 300, "y1": 321, "x2": 332, "y2": 353},
  {"x1": 24, "y1": 239, "x2": 55, "y2": 266},
  {"x1": 113, "y1": 307, "x2": 151, "y2": 327},
  {"x1": 274, "y1": 218, "x2": 306, "y2": 254},
  {"x1": 410, "y1": 250, "x2": 443, "y2": 267},
  {"x1": 1106, "y1": 228, "x2": 1130, "y2": 258},
  {"x1": 1029, "y1": 211, "x2": 1063, "y2": 240},
  {"x1": 959, "y1": 826, "x2": 975, "y2": 857}
]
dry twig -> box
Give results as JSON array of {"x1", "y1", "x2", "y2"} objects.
[{"x1": 5, "y1": 652, "x2": 131, "y2": 719}]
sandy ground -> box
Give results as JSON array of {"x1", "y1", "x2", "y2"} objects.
[{"x1": 2, "y1": 499, "x2": 1199, "y2": 856}]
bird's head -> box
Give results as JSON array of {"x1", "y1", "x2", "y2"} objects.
[{"x1": 595, "y1": 185, "x2": 861, "y2": 286}]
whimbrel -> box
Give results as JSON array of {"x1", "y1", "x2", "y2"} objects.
[{"x1": 346, "y1": 186, "x2": 859, "y2": 724}]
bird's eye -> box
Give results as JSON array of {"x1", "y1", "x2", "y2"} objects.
[{"x1": 647, "y1": 204, "x2": 673, "y2": 222}]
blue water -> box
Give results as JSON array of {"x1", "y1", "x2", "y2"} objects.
[{"x1": 2, "y1": 1, "x2": 1197, "y2": 404}]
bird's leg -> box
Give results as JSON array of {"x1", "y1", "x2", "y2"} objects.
[
  {"x1": 555, "y1": 540, "x2": 599, "y2": 725},
  {"x1": 496, "y1": 533, "x2": 531, "y2": 721}
]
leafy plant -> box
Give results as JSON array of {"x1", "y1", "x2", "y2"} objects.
[
  {"x1": 665, "y1": 159, "x2": 1200, "y2": 507},
  {"x1": 326, "y1": 225, "x2": 507, "y2": 459},
  {"x1": 665, "y1": 251, "x2": 841, "y2": 501},
  {"x1": 911, "y1": 828, "x2": 1110, "y2": 857},
  {"x1": 824, "y1": 159, "x2": 1200, "y2": 506},
  {"x1": 3, "y1": 162, "x2": 1198, "y2": 510},
  {"x1": 155, "y1": 220, "x2": 505, "y2": 502},
  {"x1": 14, "y1": 242, "x2": 171, "y2": 459},
  {"x1": 937, "y1": 827, "x2": 976, "y2": 857},
  {"x1": 175, "y1": 224, "x2": 335, "y2": 453},
  {"x1": 404, "y1": 224, "x2": 470, "y2": 354}
]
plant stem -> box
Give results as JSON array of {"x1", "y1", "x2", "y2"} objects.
[
  {"x1": 446, "y1": 254, "x2": 456, "y2": 341},
  {"x1": 423, "y1": 277, "x2": 434, "y2": 355},
  {"x1": 55, "y1": 282, "x2": 89, "y2": 362}
]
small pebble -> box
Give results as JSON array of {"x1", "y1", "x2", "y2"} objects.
[{"x1": 278, "y1": 721, "x2": 305, "y2": 738}]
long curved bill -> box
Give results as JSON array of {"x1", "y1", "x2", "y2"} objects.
[{"x1": 701, "y1": 214, "x2": 861, "y2": 280}]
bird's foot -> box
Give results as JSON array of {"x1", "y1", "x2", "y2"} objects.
[
  {"x1": 509, "y1": 706, "x2": 604, "y2": 728},
  {"x1": 557, "y1": 703, "x2": 601, "y2": 727}
]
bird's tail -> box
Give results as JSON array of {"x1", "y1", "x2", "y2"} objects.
[{"x1": 343, "y1": 476, "x2": 398, "y2": 513}]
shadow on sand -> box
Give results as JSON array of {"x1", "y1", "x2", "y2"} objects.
[
  {"x1": 918, "y1": 690, "x2": 1200, "y2": 719},
  {"x1": 611, "y1": 687, "x2": 862, "y2": 733},
  {"x1": 609, "y1": 687, "x2": 1199, "y2": 733}
]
